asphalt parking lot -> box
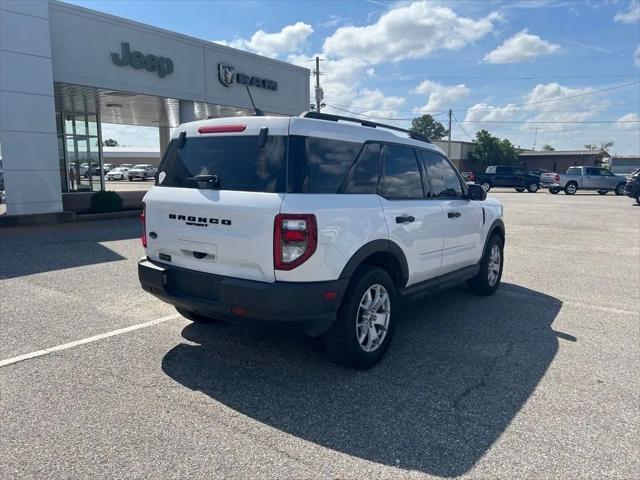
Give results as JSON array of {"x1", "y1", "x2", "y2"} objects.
[{"x1": 1, "y1": 190, "x2": 638, "y2": 479}]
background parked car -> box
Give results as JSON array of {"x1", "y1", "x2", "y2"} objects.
[
  {"x1": 105, "y1": 167, "x2": 129, "y2": 180},
  {"x1": 82, "y1": 163, "x2": 99, "y2": 178},
  {"x1": 623, "y1": 169, "x2": 640, "y2": 204},
  {"x1": 128, "y1": 164, "x2": 157, "y2": 181},
  {"x1": 549, "y1": 166, "x2": 627, "y2": 195},
  {"x1": 120, "y1": 164, "x2": 134, "y2": 170},
  {"x1": 474, "y1": 165, "x2": 540, "y2": 192}
]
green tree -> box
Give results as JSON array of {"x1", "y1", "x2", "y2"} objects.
[
  {"x1": 469, "y1": 129, "x2": 519, "y2": 170},
  {"x1": 584, "y1": 141, "x2": 613, "y2": 152},
  {"x1": 542, "y1": 144, "x2": 555, "y2": 151},
  {"x1": 103, "y1": 138, "x2": 119, "y2": 147},
  {"x1": 409, "y1": 114, "x2": 448, "y2": 140}
]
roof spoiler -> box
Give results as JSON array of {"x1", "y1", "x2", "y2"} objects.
[{"x1": 300, "y1": 111, "x2": 431, "y2": 144}]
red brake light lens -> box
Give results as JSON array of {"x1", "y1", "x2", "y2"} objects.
[
  {"x1": 274, "y1": 214, "x2": 317, "y2": 270},
  {"x1": 140, "y1": 205, "x2": 147, "y2": 248},
  {"x1": 198, "y1": 124, "x2": 247, "y2": 134},
  {"x1": 555, "y1": 174, "x2": 560, "y2": 181}
]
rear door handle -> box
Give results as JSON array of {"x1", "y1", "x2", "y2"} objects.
[
  {"x1": 395, "y1": 215, "x2": 415, "y2": 224},
  {"x1": 448, "y1": 211, "x2": 461, "y2": 218}
]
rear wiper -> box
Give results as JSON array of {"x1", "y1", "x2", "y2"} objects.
[{"x1": 187, "y1": 174, "x2": 219, "y2": 189}]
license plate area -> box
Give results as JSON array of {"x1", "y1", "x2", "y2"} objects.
[{"x1": 168, "y1": 268, "x2": 220, "y2": 302}]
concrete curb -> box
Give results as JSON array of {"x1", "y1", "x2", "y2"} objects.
[{"x1": 0, "y1": 209, "x2": 142, "y2": 228}]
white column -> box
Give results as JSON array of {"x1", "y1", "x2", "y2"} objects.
[
  {"x1": 158, "y1": 126, "x2": 171, "y2": 156},
  {"x1": 0, "y1": 1, "x2": 62, "y2": 215},
  {"x1": 178, "y1": 100, "x2": 196, "y2": 124}
]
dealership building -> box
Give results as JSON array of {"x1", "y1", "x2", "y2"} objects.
[{"x1": 0, "y1": 0, "x2": 309, "y2": 215}]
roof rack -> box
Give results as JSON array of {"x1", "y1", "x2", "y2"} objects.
[{"x1": 300, "y1": 111, "x2": 431, "y2": 144}]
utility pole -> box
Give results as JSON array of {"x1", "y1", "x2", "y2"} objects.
[
  {"x1": 447, "y1": 109, "x2": 452, "y2": 159},
  {"x1": 313, "y1": 56, "x2": 324, "y2": 113},
  {"x1": 533, "y1": 128, "x2": 538, "y2": 150}
]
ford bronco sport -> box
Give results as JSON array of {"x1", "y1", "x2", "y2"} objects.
[{"x1": 138, "y1": 112, "x2": 505, "y2": 368}]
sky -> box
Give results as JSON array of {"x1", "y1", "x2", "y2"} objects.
[{"x1": 68, "y1": 0, "x2": 640, "y2": 154}]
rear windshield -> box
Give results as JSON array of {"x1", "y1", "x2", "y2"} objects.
[{"x1": 157, "y1": 136, "x2": 287, "y2": 192}]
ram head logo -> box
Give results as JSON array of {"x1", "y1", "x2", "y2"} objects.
[{"x1": 218, "y1": 64, "x2": 235, "y2": 87}]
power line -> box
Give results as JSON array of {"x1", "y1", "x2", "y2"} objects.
[
  {"x1": 325, "y1": 104, "x2": 639, "y2": 124},
  {"x1": 459, "y1": 120, "x2": 640, "y2": 124},
  {"x1": 326, "y1": 102, "x2": 636, "y2": 115},
  {"x1": 324, "y1": 80, "x2": 639, "y2": 116},
  {"x1": 389, "y1": 73, "x2": 640, "y2": 81},
  {"x1": 452, "y1": 112, "x2": 473, "y2": 140}
]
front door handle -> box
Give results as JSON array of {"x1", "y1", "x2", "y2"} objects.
[
  {"x1": 448, "y1": 211, "x2": 461, "y2": 218},
  {"x1": 395, "y1": 215, "x2": 415, "y2": 224}
]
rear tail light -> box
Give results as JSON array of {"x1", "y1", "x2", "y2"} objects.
[
  {"x1": 141, "y1": 204, "x2": 147, "y2": 248},
  {"x1": 555, "y1": 174, "x2": 560, "y2": 181},
  {"x1": 274, "y1": 214, "x2": 317, "y2": 270},
  {"x1": 469, "y1": 172, "x2": 476, "y2": 181}
]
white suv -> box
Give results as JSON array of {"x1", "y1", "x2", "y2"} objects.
[{"x1": 138, "y1": 112, "x2": 505, "y2": 368}]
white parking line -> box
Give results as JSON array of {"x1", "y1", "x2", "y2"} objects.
[{"x1": 0, "y1": 314, "x2": 180, "y2": 368}]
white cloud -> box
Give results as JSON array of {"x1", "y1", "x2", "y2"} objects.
[
  {"x1": 483, "y1": 30, "x2": 560, "y2": 64},
  {"x1": 319, "y1": 15, "x2": 342, "y2": 28},
  {"x1": 614, "y1": 0, "x2": 640, "y2": 24},
  {"x1": 214, "y1": 22, "x2": 313, "y2": 58},
  {"x1": 412, "y1": 80, "x2": 470, "y2": 112},
  {"x1": 464, "y1": 103, "x2": 520, "y2": 122},
  {"x1": 615, "y1": 112, "x2": 640, "y2": 130},
  {"x1": 323, "y1": 1, "x2": 501, "y2": 64},
  {"x1": 634, "y1": 45, "x2": 640, "y2": 67},
  {"x1": 288, "y1": 52, "x2": 406, "y2": 123},
  {"x1": 101, "y1": 124, "x2": 159, "y2": 148},
  {"x1": 520, "y1": 82, "x2": 609, "y2": 133}
]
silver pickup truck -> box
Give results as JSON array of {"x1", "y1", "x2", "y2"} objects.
[{"x1": 545, "y1": 166, "x2": 627, "y2": 195}]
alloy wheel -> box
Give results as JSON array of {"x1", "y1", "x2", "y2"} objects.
[
  {"x1": 487, "y1": 244, "x2": 501, "y2": 286},
  {"x1": 356, "y1": 284, "x2": 391, "y2": 353}
]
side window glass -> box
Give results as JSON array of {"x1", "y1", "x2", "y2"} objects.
[
  {"x1": 586, "y1": 167, "x2": 600, "y2": 175},
  {"x1": 379, "y1": 145, "x2": 424, "y2": 199},
  {"x1": 599, "y1": 169, "x2": 611, "y2": 176},
  {"x1": 344, "y1": 143, "x2": 380, "y2": 194},
  {"x1": 288, "y1": 136, "x2": 362, "y2": 193},
  {"x1": 567, "y1": 167, "x2": 580, "y2": 175},
  {"x1": 419, "y1": 150, "x2": 464, "y2": 198}
]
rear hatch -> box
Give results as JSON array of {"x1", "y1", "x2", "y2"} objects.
[{"x1": 143, "y1": 118, "x2": 290, "y2": 283}]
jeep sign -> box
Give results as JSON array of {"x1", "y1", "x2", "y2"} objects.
[
  {"x1": 218, "y1": 64, "x2": 278, "y2": 91},
  {"x1": 111, "y1": 42, "x2": 174, "y2": 78}
]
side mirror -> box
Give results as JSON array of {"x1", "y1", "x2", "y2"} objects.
[{"x1": 468, "y1": 183, "x2": 487, "y2": 201}]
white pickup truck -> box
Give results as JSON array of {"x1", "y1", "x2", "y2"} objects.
[{"x1": 545, "y1": 166, "x2": 627, "y2": 195}]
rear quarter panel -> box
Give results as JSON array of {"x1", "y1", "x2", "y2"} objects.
[{"x1": 276, "y1": 194, "x2": 388, "y2": 282}]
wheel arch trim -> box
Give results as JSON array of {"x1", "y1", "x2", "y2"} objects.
[{"x1": 339, "y1": 239, "x2": 409, "y2": 288}]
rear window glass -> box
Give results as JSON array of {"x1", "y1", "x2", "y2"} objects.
[
  {"x1": 157, "y1": 136, "x2": 287, "y2": 192},
  {"x1": 289, "y1": 136, "x2": 362, "y2": 193}
]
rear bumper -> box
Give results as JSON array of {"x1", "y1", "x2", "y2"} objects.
[{"x1": 138, "y1": 258, "x2": 349, "y2": 336}]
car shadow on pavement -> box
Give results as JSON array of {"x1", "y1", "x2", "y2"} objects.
[
  {"x1": 161, "y1": 283, "x2": 566, "y2": 477},
  {"x1": 0, "y1": 219, "x2": 138, "y2": 279}
]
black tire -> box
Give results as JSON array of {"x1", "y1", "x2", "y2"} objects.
[
  {"x1": 175, "y1": 307, "x2": 220, "y2": 324},
  {"x1": 564, "y1": 182, "x2": 578, "y2": 195},
  {"x1": 527, "y1": 183, "x2": 539, "y2": 193},
  {"x1": 468, "y1": 234, "x2": 504, "y2": 296},
  {"x1": 481, "y1": 182, "x2": 492, "y2": 192},
  {"x1": 128, "y1": 176, "x2": 133, "y2": 181},
  {"x1": 597, "y1": 190, "x2": 608, "y2": 195},
  {"x1": 549, "y1": 188, "x2": 560, "y2": 194},
  {"x1": 323, "y1": 266, "x2": 397, "y2": 369},
  {"x1": 614, "y1": 183, "x2": 625, "y2": 196},
  {"x1": 636, "y1": 192, "x2": 640, "y2": 204},
  {"x1": 142, "y1": 173, "x2": 147, "y2": 181},
  {"x1": 515, "y1": 188, "x2": 525, "y2": 192}
]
